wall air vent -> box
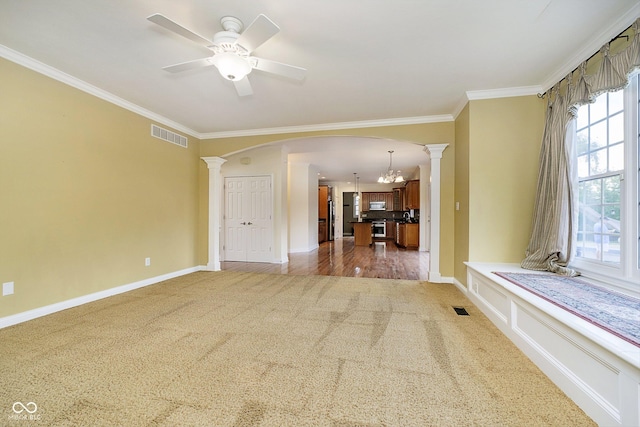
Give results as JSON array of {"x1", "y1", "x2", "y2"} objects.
[{"x1": 151, "y1": 124, "x2": 188, "y2": 148}]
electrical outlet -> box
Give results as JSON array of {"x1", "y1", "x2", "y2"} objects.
[
  {"x1": 145, "y1": 257, "x2": 151, "y2": 267},
  {"x1": 3, "y1": 282, "x2": 14, "y2": 296}
]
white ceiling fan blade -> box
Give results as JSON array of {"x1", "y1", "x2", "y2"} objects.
[
  {"x1": 236, "y1": 14, "x2": 279, "y2": 53},
  {"x1": 162, "y1": 57, "x2": 213, "y2": 73},
  {"x1": 147, "y1": 14, "x2": 212, "y2": 47},
  {"x1": 252, "y1": 57, "x2": 307, "y2": 81},
  {"x1": 233, "y1": 76, "x2": 253, "y2": 97}
]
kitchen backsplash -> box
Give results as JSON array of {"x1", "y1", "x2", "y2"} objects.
[{"x1": 361, "y1": 209, "x2": 419, "y2": 221}]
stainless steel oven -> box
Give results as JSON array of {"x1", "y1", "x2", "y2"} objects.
[{"x1": 372, "y1": 221, "x2": 386, "y2": 238}]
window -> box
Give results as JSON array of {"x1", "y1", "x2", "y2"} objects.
[
  {"x1": 353, "y1": 192, "x2": 360, "y2": 218},
  {"x1": 572, "y1": 75, "x2": 640, "y2": 293}
]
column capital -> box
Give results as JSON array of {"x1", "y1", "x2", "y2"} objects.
[
  {"x1": 423, "y1": 144, "x2": 449, "y2": 160},
  {"x1": 201, "y1": 156, "x2": 227, "y2": 169}
]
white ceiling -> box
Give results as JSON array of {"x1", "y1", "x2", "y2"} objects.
[{"x1": 1, "y1": 1, "x2": 638, "y2": 183}]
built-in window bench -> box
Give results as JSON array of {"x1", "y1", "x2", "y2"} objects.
[{"x1": 463, "y1": 262, "x2": 640, "y2": 427}]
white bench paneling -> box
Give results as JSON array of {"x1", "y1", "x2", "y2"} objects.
[{"x1": 464, "y1": 262, "x2": 640, "y2": 427}]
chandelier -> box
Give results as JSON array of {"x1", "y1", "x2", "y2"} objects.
[{"x1": 377, "y1": 150, "x2": 405, "y2": 183}]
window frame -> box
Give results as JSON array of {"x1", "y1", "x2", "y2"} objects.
[{"x1": 569, "y1": 74, "x2": 640, "y2": 296}]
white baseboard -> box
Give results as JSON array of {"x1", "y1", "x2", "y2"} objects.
[
  {"x1": 452, "y1": 277, "x2": 467, "y2": 295},
  {"x1": 426, "y1": 272, "x2": 455, "y2": 284},
  {"x1": 288, "y1": 244, "x2": 319, "y2": 254},
  {"x1": 0, "y1": 266, "x2": 203, "y2": 329}
]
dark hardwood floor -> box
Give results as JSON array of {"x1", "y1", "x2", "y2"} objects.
[{"x1": 221, "y1": 238, "x2": 430, "y2": 280}]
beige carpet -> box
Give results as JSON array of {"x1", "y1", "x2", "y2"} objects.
[{"x1": 0, "y1": 271, "x2": 595, "y2": 426}]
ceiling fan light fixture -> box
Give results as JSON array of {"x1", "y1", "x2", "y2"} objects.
[{"x1": 211, "y1": 52, "x2": 252, "y2": 81}]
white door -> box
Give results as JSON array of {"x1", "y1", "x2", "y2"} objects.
[{"x1": 224, "y1": 176, "x2": 273, "y2": 262}]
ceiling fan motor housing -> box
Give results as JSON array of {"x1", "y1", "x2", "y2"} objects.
[
  {"x1": 210, "y1": 17, "x2": 251, "y2": 82},
  {"x1": 212, "y1": 31, "x2": 246, "y2": 54}
]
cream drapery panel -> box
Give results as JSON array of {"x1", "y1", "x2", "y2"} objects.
[{"x1": 522, "y1": 18, "x2": 640, "y2": 275}]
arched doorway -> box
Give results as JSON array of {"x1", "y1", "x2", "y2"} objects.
[{"x1": 202, "y1": 137, "x2": 448, "y2": 282}]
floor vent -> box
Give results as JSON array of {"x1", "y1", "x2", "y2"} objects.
[
  {"x1": 151, "y1": 124, "x2": 188, "y2": 148},
  {"x1": 453, "y1": 306, "x2": 469, "y2": 316}
]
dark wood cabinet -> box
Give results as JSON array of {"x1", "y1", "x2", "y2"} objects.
[
  {"x1": 396, "y1": 223, "x2": 419, "y2": 248},
  {"x1": 393, "y1": 188, "x2": 404, "y2": 211},
  {"x1": 318, "y1": 221, "x2": 327, "y2": 243},
  {"x1": 385, "y1": 192, "x2": 394, "y2": 211},
  {"x1": 361, "y1": 192, "x2": 370, "y2": 212},
  {"x1": 405, "y1": 180, "x2": 420, "y2": 210},
  {"x1": 353, "y1": 222, "x2": 372, "y2": 246},
  {"x1": 361, "y1": 191, "x2": 394, "y2": 212},
  {"x1": 386, "y1": 221, "x2": 396, "y2": 239},
  {"x1": 319, "y1": 186, "x2": 329, "y2": 219},
  {"x1": 318, "y1": 185, "x2": 329, "y2": 243}
]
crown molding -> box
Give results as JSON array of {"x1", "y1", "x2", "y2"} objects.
[
  {"x1": 0, "y1": 44, "x2": 199, "y2": 139},
  {"x1": 540, "y1": 6, "x2": 640, "y2": 91},
  {"x1": 7, "y1": 4, "x2": 639, "y2": 144},
  {"x1": 198, "y1": 115, "x2": 454, "y2": 139},
  {"x1": 452, "y1": 95, "x2": 470, "y2": 119},
  {"x1": 0, "y1": 49, "x2": 455, "y2": 140},
  {"x1": 466, "y1": 85, "x2": 544, "y2": 101},
  {"x1": 453, "y1": 85, "x2": 544, "y2": 120}
]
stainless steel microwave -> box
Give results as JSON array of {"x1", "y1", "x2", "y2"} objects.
[{"x1": 370, "y1": 201, "x2": 386, "y2": 211}]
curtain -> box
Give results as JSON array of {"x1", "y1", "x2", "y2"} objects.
[{"x1": 521, "y1": 18, "x2": 640, "y2": 275}]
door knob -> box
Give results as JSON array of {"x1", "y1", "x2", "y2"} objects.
[
  {"x1": 247, "y1": 222, "x2": 253, "y2": 225},
  {"x1": 240, "y1": 222, "x2": 246, "y2": 225}
]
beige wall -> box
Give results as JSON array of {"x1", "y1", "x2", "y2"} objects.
[
  {"x1": 0, "y1": 59, "x2": 201, "y2": 317},
  {"x1": 221, "y1": 145, "x2": 289, "y2": 262},
  {"x1": 199, "y1": 122, "x2": 456, "y2": 277},
  {"x1": 454, "y1": 104, "x2": 470, "y2": 283},
  {"x1": 1, "y1": 53, "x2": 547, "y2": 320},
  {"x1": 453, "y1": 95, "x2": 545, "y2": 285}
]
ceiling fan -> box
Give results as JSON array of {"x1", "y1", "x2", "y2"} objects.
[{"x1": 147, "y1": 13, "x2": 307, "y2": 96}]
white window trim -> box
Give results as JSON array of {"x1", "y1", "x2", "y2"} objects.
[{"x1": 570, "y1": 74, "x2": 640, "y2": 297}]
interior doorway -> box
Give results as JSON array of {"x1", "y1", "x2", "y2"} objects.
[{"x1": 342, "y1": 192, "x2": 357, "y2": 236}]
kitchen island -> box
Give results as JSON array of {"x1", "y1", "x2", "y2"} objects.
[{"x1": 352, "y1": 222, "x2": 372, "y2": 246}]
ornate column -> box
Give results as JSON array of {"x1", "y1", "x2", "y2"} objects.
[
  {"x1": 418, "y1": 163, "x2": 430, "y2": 252},
  {"x1": 201, "y1": 156, "x2": 227, "y2": 271},
  {"x1": 423, "y1": 144, "x2": 448, "y2": 283}
]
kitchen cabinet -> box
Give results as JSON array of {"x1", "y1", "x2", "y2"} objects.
[
  {"x1": 396, "y1": 223, "x2": 405, "y2": 247},
  {"x1": 319, "y1": 186, "x2": 329, "y2": 219},
  {"x1": 396, "y1": 223, "x2": 419, "y2": 248},
  {"x1": 361, "y1": 192, "x2": 393, "y2": 212},
  {"x1": 405, "y1": 180, "x2": 420, "y2": 210},
  {"x1": 385, "y1": 192, "x2": 394, "y2": 211},
  {"x1": 353, "y1": 222, "x2": 372, "y2": 246},
  {"x1": 393, "y1": 188, "x2": 405, "y2": 211},
  {"x1": 318, "y1": 185, "x2": 329, "y2": 242},
  {"x1": 318, "y1": 220, "x2": 327, "y2": 243},
  {"x1": 361, "y1": 192, "x2": 370, "y2": 212},
  {"x1": 386, "y1": 221, "x2": 396, "y2": 239}
]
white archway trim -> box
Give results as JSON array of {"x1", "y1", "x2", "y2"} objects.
[
  {"x1": 202, "y1": 156, "x2": 227, "y2": 271},
  {"x1": 424, "y1": 144, "x2": 449, "y2": 283}
]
